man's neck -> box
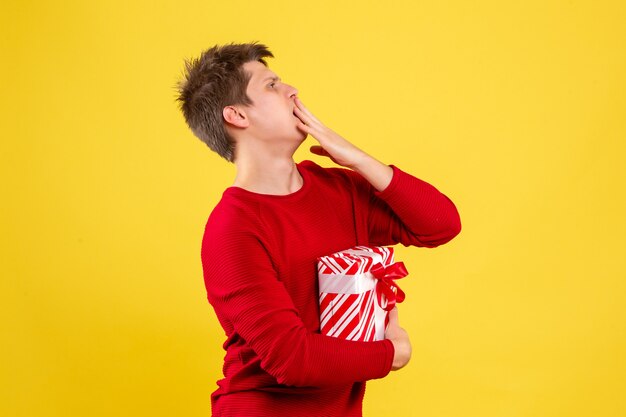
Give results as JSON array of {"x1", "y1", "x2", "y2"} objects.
[{"x1": 232, "y1": 151, "x2": 303, "y2": 196}]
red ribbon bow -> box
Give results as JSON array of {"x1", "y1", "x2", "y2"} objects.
[{"x1": 370, "y1": 261, "x2": 408, "y2": 311}]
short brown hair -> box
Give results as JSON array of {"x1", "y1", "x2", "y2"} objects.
[{"x1": 175, "y1": 42, "x2": 274, "y2": 162}]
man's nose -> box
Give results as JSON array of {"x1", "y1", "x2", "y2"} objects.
[{"x1": 286, "y1": 83, "x2": 298, "y2": 98}]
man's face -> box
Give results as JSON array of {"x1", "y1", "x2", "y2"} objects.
[{"x1": 240, "y1": 60, "x2": 307, "y2": 144}]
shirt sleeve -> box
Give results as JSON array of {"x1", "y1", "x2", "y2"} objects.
[
  {"x1": 347, "y1": 165, "x2": 462, "y2": 248},
  {"x1": 202, "y1": 215, "x2": 395, "y2": 388}
]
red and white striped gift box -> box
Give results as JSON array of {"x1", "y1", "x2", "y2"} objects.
[{"x1": 317, "y1": 246, "x2": 407, "y2": 342}]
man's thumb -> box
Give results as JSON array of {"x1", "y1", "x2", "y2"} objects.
[
  {"x1": 387, "y1": 306, "x2": 399, "y2": 325},
  {"x1": 310, "y1": 145, "x2": 330, "y2": 157}
]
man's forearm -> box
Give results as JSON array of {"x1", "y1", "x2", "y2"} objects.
[{"x1": 349, "y1": 152, "x2": 394, "y2": 192}]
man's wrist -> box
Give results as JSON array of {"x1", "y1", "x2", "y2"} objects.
[
  {"x1": 390, "y1": 338, "x2": 411, "y2": 370},
  {"x1": 350, "y1": 153, "x2": 394, "y2": 192}
]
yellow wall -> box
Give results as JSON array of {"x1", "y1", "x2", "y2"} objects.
[{"x1": 2, "y1": 1, "x2": 625, "y2": 416}]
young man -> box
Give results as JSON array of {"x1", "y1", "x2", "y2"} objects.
[{"x1": 176, "y1": 42, "x2": 461, "y2": 416}]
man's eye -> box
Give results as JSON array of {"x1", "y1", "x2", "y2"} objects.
[{"x1": 269, "y1": 82, "x2": 276, "y2": 88}]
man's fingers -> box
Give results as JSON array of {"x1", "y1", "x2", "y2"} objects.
[
  {"x1": 294, "y1": 97, "x2": 321, "y2": 124},
  {"x1": 295, "y1": 118, "x2": 310, "y2": 134},
  {"x1": 295, "y1": 106, "x2": 329, "y2": 144},
  {"x1": 293, "y1": 107, "x2": 316, "y2": 132},
  {"x1": 388, "y1": 306, "x2": 399, "y2": 325},
  {"x1": 293, "y1": 106, "x2": 309, "y2": 124}
]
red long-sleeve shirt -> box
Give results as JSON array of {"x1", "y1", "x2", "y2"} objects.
[{"x1": 201, "y1": 160, "x2": 461, "y2": 416}]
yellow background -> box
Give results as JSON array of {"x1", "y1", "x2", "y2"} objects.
[{"x1": 2, "y1": 1, "x2": 625, "y2": 416}]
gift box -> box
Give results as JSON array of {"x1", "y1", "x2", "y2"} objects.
[{"x1": 317, "y1": 246, "x2": 408, "y2": 342}]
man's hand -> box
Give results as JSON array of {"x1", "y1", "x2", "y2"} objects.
[
  {"x1": 293, "y1": 97, "x2": 370, "y2": 169},
  {"x1": 293, "y1": 97, "x2": 394, "y2": 191},
  {"x1": 385, "y1": 307, "x2": 412, "y2": 371}
]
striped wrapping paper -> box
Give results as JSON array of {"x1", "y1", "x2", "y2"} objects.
[{"x1": 317, "y1": 246, "x2": 406, "y2": 342}]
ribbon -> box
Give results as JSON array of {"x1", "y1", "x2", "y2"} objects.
[{"x1": 370, "y1": 261, "x2": 408, "y2": 311}]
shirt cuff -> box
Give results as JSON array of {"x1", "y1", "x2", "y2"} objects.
[
  {"x1": 373, "y1": 165, "x2": 402, "y2": 199},
  {"x1": 379, "y1": 339, "x2": 395, "y2": 377}
]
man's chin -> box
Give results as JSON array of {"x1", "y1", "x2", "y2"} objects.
[
  {"x1": 289, "y1": 132, "x2": 307, "y2": 153},
  {"x1": 293, "y1": 128, "x2": 308, "y2": 142}
]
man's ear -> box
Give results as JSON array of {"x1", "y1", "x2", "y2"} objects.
[{"x1": 223, "y1": 105, "x2": 250, "y2": 128}]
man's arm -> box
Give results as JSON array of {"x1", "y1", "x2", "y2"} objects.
[
  {"x1": 294, "y1": 97, "x2": 461, "y2": 247},
  {"x1": 294, "y1": 97, "x2": 461, "y2": 370},
  {"x1": 294, "y1": 97, "x2": 393, "y2": 192},
  {"x1": 203, "y1": 213, "x2": 398, "y2": 386}
]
